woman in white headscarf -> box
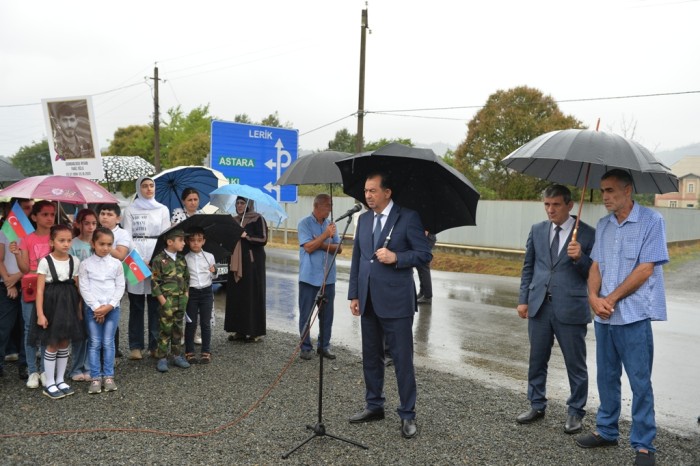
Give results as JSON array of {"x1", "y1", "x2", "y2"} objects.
[{"x1": 121, "y1": 176, "x2": 170, "y2": 360}]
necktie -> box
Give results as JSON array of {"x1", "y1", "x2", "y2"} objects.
[
  {"x1": 550, "y1": 225, "x2": 562, "y2": 263},
  {"x1": 373, "y1": 214, "x2": 383, "y2": 249}
]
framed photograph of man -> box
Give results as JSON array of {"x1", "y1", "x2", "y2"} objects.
[{"x1": 42, "y1": 96, "x2": 104, "y2": 179}]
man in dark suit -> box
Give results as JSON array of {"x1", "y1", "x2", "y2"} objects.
[
  {"x1": 516, "y1": 184, "x2": 595, "y2": 435},
  {"x1": 348, "y1": 172, "x2": 432, "y2": 439}
]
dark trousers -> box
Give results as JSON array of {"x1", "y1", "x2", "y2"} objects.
[
  {"x1": 298, "y1": 282, "x2": 335, "y2": 352},
  {"x1": 361, "y1": 292, "x2": 416, "y2": 420},
  {"x1": 0, "y1": 283, "x2": 21, "y2": 370},
  {"x1": 128, "y1": 292, "x2": 160, "y2": 352},
  {"x1": 527, "y1": 300, "x2": 588, "y2": 417},
  {"x1": 416, "y1": 233, "x2": 436, "y2": 298},
  {"x1": 185, "y1": 286, "x2": 213, "y2": 354}
]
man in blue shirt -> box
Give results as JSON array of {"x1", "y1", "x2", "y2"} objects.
[
  {"x1": 297, "y1": 194, "x2": 342, "y2": 360},
  {"x1": 576, "y1": 169, "x2": 668, "y2": 466}
]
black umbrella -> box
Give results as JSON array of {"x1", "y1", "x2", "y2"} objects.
[
  {"x1": 276, "y1": 150, "x2": 348, "y2": 185},
  {"x1": 153, "y1": 214, "x2": 244, "y2": 279},
  {"x1": 502, "y1": 128, "x2": 679, "y2": 240},
  {"x1": 0, "y1": 159, "x2": 24, "y2": 188},
  {"x1": 276, "y1": 150, "x2": 350, "y2": 218},
  {"x1": 502, "y1": 129, "x2": 679, "y2": 193},
  {"x1": 335, "y1": 143, "x2": 480, "y2": 234}
]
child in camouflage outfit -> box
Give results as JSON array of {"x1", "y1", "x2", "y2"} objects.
[{"x1": 150, "y1": 229, "x2": 190, "y2": 372}]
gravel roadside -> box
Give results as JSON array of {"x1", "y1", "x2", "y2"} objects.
[{"x1": 1, "y1": 315, "x2": 698, "y2": 465}]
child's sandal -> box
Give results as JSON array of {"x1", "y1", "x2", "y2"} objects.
[
  {"x1": 200, "y1": 353, "x2": 211, "y2": 364},
  {"x1": 185, "y1": 353, "x2": 197, "y2": 363}
]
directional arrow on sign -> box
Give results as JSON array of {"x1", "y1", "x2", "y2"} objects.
[
  {"x1": 265, "y1": 159, "x2": 276, "y2": 170},
  {"x1": 264, "y1": 181, "x2": 280, "y2": 196}
]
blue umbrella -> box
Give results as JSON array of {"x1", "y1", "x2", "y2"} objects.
[
  {"x1": 153, "y1": 166, "x2": 227, "y2": 213},
  {"x1": 209, "y1": 184, "x2": 288, "y2": 227}
]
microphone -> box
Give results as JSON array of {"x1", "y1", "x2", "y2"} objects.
[{"x1": 334, "y1": 204, "x2": 362, "y2": 222}]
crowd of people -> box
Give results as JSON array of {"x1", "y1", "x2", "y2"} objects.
[
  {"x1": 0, "y1": 169, "x2": 678, "y2": 465},
  {"x1": 0, "y1": 177, "x2": 267, "y2": 397}
]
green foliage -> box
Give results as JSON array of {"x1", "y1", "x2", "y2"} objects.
[
  {"x1": 103, "y1": 125, "x2": 154, "y2": 159},
  {"x1": 160, "y1": 105, "x2": 212, "y2": 168},
  {"x1": 442, "y1": 149, "x2": 456, "y2": 168},
  {"x1": 454, "y1": 86, "x2": 584, "y2": 200},
  {"x1": 11, "y1": 140, "x2": 52, "y2": 176},
  {"x1": 327, "y1": 128, "x2": 356, "y2": 153},
  {"x1": 326, "y1": 128, "x2": 412, "y2": 153},
  {"x1": 298, "y1": 184, "x2": 348, "y2": 197}
]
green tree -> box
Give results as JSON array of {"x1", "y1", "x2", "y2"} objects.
[
  {"x1": 442, "y1": 149, "x2": 456, "y2": 167},
  {"x1": 327, "y1": 128, "x2": 357, "y2": 153},
  {"x1": 11, "y1": 140, "x2": 52, "y2": 176},
  {"x1": 454, "y1": 86, "x2": 584, "y2": 199},
  {"x1": 103, "y1": 125, "x2": 154, "y2": 159},
  {"x1": 160, "y1": 105, "x2": 212, "y2": 167},
  {"x1": 326, "y1": 128, "x2": 413, "y2": 153}
]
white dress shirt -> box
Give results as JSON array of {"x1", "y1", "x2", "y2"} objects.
[
  {"x1": 78, "y1": 254, "x2": 126, "y2": 310},
  {"x1": 185, "y1": 250, "x2": 216, "y2": 289}
]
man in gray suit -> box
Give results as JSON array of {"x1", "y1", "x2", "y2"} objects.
[{"x1": 515, "y1": 184, "x2": 595, "y2": 434}]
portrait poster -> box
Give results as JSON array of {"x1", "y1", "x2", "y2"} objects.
[{"x1": 42, "y1": 96, "x2": 104, "y2": 180}]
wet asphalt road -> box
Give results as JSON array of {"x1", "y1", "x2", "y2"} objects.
[{"x1": 213, "y1": 248, "x2": 700, "y2": 436}]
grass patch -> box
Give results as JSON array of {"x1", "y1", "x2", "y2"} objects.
[{"x1": 269, "y1": 239, "x2": 700, "y2": 278}]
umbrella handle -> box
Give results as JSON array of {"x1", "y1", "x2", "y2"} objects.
[{"x1": 572, "y1": 163, "x2": 592, "y2": 243}]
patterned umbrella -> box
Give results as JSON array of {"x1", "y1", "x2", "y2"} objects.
[{"x1": 99, "y1": 156, "x2": 155, "y2": 190}]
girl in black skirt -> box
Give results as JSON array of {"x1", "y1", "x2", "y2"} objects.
[{"x1": 30, "y1": 224, "x2": 83, "y2": 399}]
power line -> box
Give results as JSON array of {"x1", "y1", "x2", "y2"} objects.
[
  {"x1": 299, "y1": 113, "x2": 357, "y2": 137},
  {"x1": 0, "y1": 82, "x2": 146, "y2": 108},
  {"x1": 369, "y1": 89, "x2": 700, "y2": 114}
]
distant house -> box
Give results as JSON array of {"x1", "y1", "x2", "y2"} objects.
[{"x1": 655, "y1": 156, "x2": 700, "y2": 208}]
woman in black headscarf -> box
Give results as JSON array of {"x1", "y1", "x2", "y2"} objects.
[{"x1": 224, "y1": 197, "x2": 267, "y2": 342}]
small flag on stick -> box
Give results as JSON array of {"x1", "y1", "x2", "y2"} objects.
[
  {"x1": 122, "y1": 249, "x2": 151, "y2": 285},
  {"x1": 1, "y1": 202, "x2": 35, "y2": 242}
]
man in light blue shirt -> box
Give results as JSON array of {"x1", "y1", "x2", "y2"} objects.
[
  {"x1": 297, "y1": 194, "x2": 342, "y2": 361},
  {"x1": 576, "y1": 169, "x2": 668, "y2": 466}
]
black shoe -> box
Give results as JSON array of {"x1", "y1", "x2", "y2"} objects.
[
  {"x1": 634, "y1": 451, "x2": 655, "y2": 466},
  {"x1": 516, "y1": 408, "x2": 545, "y2": 424},
  {"x1": 300, "y1": 350, "x2": 314, "y2": 360},
  {"x1": 115, "y1": 349, "x2": 123, "y2": 358},
  {"x1": 18, "y1": 365, "x2": 28, "y2": 380},
  {"x1": 349, "y1": 408, "x2": 385, "y2": 424},
  {"x1": 564, "y1": 415, "x2": 583, "y2": 434},
  {"x1": 401, "y1": 419, "x2": 417, "y2": 439},
  {"x1": 384, "y1": 356, "x2": 394, "y2": 367},
  {"x1": 317, "y1": 349, "x2": 336, "y2": 360},
  {"x1": 575, "y1": 432, "x2": 619, "y2": 448}
]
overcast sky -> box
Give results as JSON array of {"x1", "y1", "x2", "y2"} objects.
[{"x1": 1, "y1": 0, "x2": 699, "y2": 159}]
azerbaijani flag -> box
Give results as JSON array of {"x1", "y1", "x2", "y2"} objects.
[
  {"x1": 122, "y1": 249, "x2": 152, "y2": 285},
  {"x1": 1, "y1": 202, "x2": 35, "y2": 242}
]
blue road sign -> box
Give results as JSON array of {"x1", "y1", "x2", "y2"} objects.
[{"x1": 210, "y1": 120, "x2": 298, "y2": 203}]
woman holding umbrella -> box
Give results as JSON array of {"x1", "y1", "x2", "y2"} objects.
[
  {"x1": 122, "y1": 177, "x2": 170, "y2": 360},
  {"x1": 224, "y1": 197, "x2": 267, "y2": 343}
]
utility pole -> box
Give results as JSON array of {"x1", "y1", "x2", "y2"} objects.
[
  {"x1": 150, "y1": 65, "x2": 162, "y2": 173},
  {"x1": 356, "y1": 6, "x2": 369, "y2": 154}
]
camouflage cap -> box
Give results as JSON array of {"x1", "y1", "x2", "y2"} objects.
[{"x1": 164, "y1": 228, "x2": 185, "y2": 240}]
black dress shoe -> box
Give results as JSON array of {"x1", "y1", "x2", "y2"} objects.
[
  {"x1": 575, "y1": 431, "x2": 618, "y2": 448},
  {"x1": 401, "y1": 419, "x2": 417, "y2": 439},
  {"x1": 516, "y1": 408, "x2": 545, "y2": 424},
  {"x1": 317, "y1": 349, "x2": 336, "y2": 360},
  {"x1": 349, "y1": 408, "x2": 385, "y2": 423},
  {"x1": 564, "y1": 414, "x2": 583, "y2": 434}
]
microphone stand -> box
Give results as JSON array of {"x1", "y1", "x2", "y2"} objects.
[{"x1": 283, "y1": 213, "x2": 368, "y2": 459}]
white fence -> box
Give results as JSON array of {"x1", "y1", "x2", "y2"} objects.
[{"x1": 274, "y1": 196, "x2": 700, "y2": 251}]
